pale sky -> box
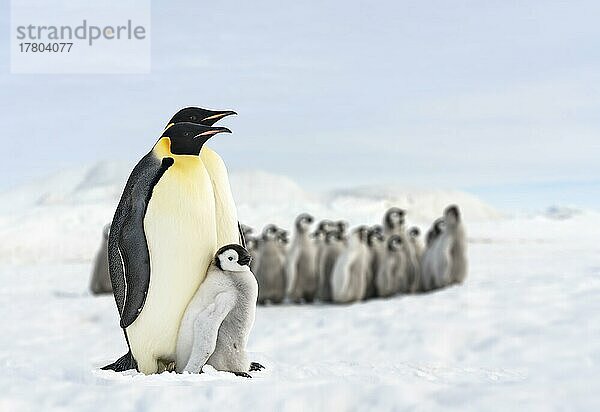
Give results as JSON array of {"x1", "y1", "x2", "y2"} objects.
[{"x1": 1, "y1": 0, "x2": 599, "y2": 209}]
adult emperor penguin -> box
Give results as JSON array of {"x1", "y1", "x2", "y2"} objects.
[
  {"x1": 103, "y1": 122, "x2": 231, "y2": 374},
  {"x1": 89, "y1": 224, "x2": 112, "y2": 295},
  {"x1": 286, "y1": 214, "x2": 318, "y2": 303},
  {"x1": 165, "y1": 107, "x2": 243, "y2": 248},
  {"x1": 176, "y1": 244, "x2": 260, "y2": 376}
]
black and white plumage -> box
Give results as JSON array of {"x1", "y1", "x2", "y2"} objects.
[
  {"x1": 176, "y1": 245, "x2": 258, "y2": 376},
  {"x1": 103, "y1": 122, "x2": 231, "y2": 374}
]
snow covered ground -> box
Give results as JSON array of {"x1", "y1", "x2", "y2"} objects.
[{"x1": 0, "y1": 165, "x2": 599, "y2": 411}]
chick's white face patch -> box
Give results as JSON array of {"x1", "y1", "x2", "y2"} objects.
[{"x1": 218, "y1": 249, "x2": 246, "y2": 272}]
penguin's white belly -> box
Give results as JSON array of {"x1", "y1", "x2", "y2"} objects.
[{"x1": 126, "y1": 161, "x2": 217, "y2": 374}]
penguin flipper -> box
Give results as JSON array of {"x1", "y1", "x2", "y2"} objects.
[
  {"x1": 108, "y1": 154, "x2": 175, "y2": 328},
  {"x1": 101, "y1": 350, "x2": 138, "y2": 372}
]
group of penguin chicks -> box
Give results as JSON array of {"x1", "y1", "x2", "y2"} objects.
[{"x1": 243, "y1": 204, "x2": 468, "y2": 305}]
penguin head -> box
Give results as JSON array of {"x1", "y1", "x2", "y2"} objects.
[
  {"x1": 444, "y1": 205, "x2": 461, "y2": 227},
  {"x1": 262, "y1": 224, "x2": 279, "y2": 241},
  {"x1": 295, "y1": 213, "x2": 314, "y2": 231},
  {"x1": 336, "y1": 220, "x2": 348, "y2": 235},
  {"x1": 312, "y1": 229, "x2": 325, "y2": 241},
  {"x1": 167, "y1": 107, "x2": 237, "y2": 127},
  {"x1": 317, "y1": 220, "x2": 334, "y2": 233},
  {"x1": 371, "y1": 224, "x2": 383, "y2": 235},
  {"x1": 409, "y1": 227, "x2": 421, "y2": 239},
  {"x1": 367, "y1": 228, "x2": 384, "y2": 246},
  {"x1": 246, "y1": 237, "x2": 258, "y2": 251},
  {"x1": 433, "y1": 218, "x2": 446, "y2": 235},
  {"x1": 426, "y1": 218, "x2": 445, "y2": 246},
  {"x1": 215, "y1": 244, "x2": 252, "y2": 272},
  {"x1": 159, "y1": 122, "x2": 231, "y2": 156},
  {"x1": 325, "y1": 231, "x2": 341, "y2": 244},
  {"x1": 353, "y1": 225, "x2": 370, "y2": 243},
  {"x1": 384, "y1": 207, "x2": 406, "y2": 230},
  {"x1": 387, "y1": 235, "x2": 403, "y2": 251},
  {"x1": 240, "y1": 224, "x2": 254, "y2": 237},
  {"x1": 277, "y1": 229, "x2": 289, "y2": 244}
]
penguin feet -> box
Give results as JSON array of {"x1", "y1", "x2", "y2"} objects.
[
  {"x1": 249, "y1": 362, "x2": 265, "y2": 371},
  {"x1": 234, "y1": 371, "x2": 252, "y2": 378},
  {"x1": 101, "y1": 350, "x2": 137, "y2": 372}
]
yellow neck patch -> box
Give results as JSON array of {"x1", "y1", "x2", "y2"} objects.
[{"x1": 152, "y1": 137, "x2": 201, "y2": 167}]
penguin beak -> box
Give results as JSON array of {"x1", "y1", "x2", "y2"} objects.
[
  {"x1": 194, "y1": 127, "x2": 232, "y2": 139},
  {"x1": 238, "y1": 254, "x2": 252, "y2": 267},
  {"x1": 202, "y1": 110, "x2": 237, "y2": 125}
]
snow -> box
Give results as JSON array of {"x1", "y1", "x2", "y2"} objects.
[
  {"x1": 0, "y1": 161, "x2": 501, "y2": 264},
  {"x1": 0, "y1": 164, "x2": 599, "y2": 410}
]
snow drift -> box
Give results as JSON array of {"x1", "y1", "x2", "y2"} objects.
[{"x1": 0, "y1": 161, "x2": 501, "y2": 264}]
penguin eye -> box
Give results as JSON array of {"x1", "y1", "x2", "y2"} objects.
[
  {"x1": 183, "y1": 131, "x2": 191, "y2": 137},
  {"x1": 190, "y1": 115, "x2": 197, "y2": 121},
  {"x1": 228, "y1": 256, "x2": 234, "y2": 261}
]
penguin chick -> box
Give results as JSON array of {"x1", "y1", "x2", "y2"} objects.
[
  {"x1": 239, "y1": 224, "x2": 254, "y2": 238},
  {"x1": 376, "y1": 235, "x2": 406, "y2": 297},
  {"x1": 286, "y1": 214, "x2": 318, "y2": 303},
  {"x1": 335, "y1": 220, "x2": 348, "y2": 237},
  {"x1": 408, "y1": 227, "x2": 424, "y2": 260},
  {"x1": 365, "y1": 228, "x2": 385, "y2": 299},
  {"x1": 316, "y1": 220, "x2": 336, "y2": 233},
  {"x1": 382, "y1": 208, "x2": 417, "y2": 293},
  {"x1": 331, "y1": 226, "x2": 369, "y2": 303},
  {"x1": 316, "y1": 231, "x2": 346, "y2": 302},
  {"x1": 433, "y1": 205, "x2": 468, "y2": 286},
  {"x1": 245, "y1": 237, "x2": 260, "y2": 274},
  {"x1": 420, "y1": 218, "x2": 446, "y2": 291},
  {"x1": 425, "y1": 218, "x2": 444, "y2": 248},
  {"x1": 90, "y1": 224, "x2": 112, "y2": 295},
  {"x1": 255, "y1": 225, "x2": 286, "y2": 304},
  {"x1": 407, "y1": 227, "x2": 424, "y2": 293},
  {"x1": 383, "y1": 207, "x2": 406, "y2": 236},
  {"x1": 276, "y1": 228, "x2": 290, "y2": 255},
  {"x1": 176, "y1": 245, "x2": 258, "y2": 376}
]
